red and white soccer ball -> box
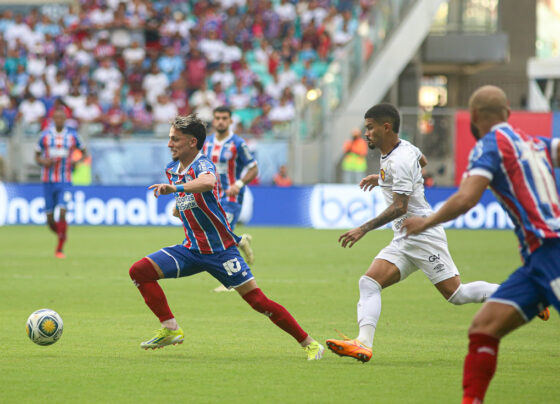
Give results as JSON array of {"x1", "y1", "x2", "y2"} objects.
[{"x1": 26, "y1": 309, "x2": 63, "y2": 346}]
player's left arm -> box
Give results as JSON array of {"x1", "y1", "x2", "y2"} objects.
[
  {"x1": 552, "y1": 138, "x2": 560, "y2": 167},
  {"x1": 227, "y1": 140, "x2": 258, "y2": 196},
  {"x1": 149, "y1": 173, "x2": 217, "y2": 197},
  {"x1": 403, "y1": 175, "x2": 490, "y2": 236},
  {"x1": 419, "y1": 154, "x2": 428, "y2": 168},
  {"x1": 339, "y1": 192, "x2": 409, "y2": 248}
]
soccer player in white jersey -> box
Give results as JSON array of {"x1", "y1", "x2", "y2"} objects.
[{"x1": 326, "y1": 103, "x2": 500, "y2": 363}]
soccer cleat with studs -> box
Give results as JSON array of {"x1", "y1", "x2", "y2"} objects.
[
  {"x1": 140, "y1": 327, "x2": 184, "y2": 350},
  {"x1": 303, "y1": 341, "x2": 325, "y2": 360},
  {"x1": 326, "y1": 330, "x2": 372, "y2": 363},
  {"x1": 537, "y1": 307, "x2": 550, "y2": 321}
]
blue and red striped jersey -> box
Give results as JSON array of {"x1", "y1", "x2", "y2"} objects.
[
  {"x1": 165, "y1": 153, "x2": 241, "y2": 254},
  {"x1": 203, "y1": 133, "x2": 256, "y2": 204},
  {"x1": 466, "y1": 122, "x2": 560, "y2": 261},
  {"x1": 35, "y1": 126, "x2": 84, "y2": 183}
]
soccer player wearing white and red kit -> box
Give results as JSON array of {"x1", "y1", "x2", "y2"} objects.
[
  {"x1": 203, "y1": 106, "x2": 258, "y2": 291},
  {"x1": 35, "y1": 108, "x2": 87, "y2": 258},
  {"x1": 128, "y1": 114, "x2": 324, "y2": 360}
]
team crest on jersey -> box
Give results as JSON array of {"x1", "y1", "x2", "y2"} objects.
[{"x1": 380, "y1": 168, "x2": 386, "y2": 181}]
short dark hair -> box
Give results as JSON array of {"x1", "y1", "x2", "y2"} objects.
[
  {"x1": 213, "y1": 106, "x2": 232, "y2": 117},
  {"x1": 171, "y1": 114, "x2": 207, "y2": 150},
  {"x1": 364, "y1": 103, "x2": 400, "y2": 133}
]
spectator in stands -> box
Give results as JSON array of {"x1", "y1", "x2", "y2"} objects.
[
  {"x1": 153, "y1": 94, "x2": 178, "y2": 124},
  {"x1": 189, "y1": 80, "x2": 216, "y2": 125},
  {"x1": 18, "y1": 92, "x2": 46, "y2": 125},
  {"x1": 227, "y1": 77, "x2": 253, "y2": 110},
  {"x1": 199, "y1": 30, "x2": 225, "y2": 70},
  {"x1": 213, "y1": 81, "x2": 227, "y2": 106},
  {"x1": 158, "y1": 46, "x2": 184, "y2": 83},
  {"x1": 249, "y1": 102, "x2": 273, "y2": 137},
  {"x1": 2, "y1": 96, "x2": 18, "y2": 133},
  {"x1": 273, "y1": 164, "x2": 293, "y2": 187},
  {"x1": 123, "y1": 40, "x2": 146, "y2": 67},
  {"x1": 269, "y1": 93, "x2": 295, "y2": 125},
  {"x1": 341, "y1": 127, "x2": 368, "y2": 184},
  {"x1": 184, "y1": 46, "x2": 207, "y2": 95},
  {"x1": 74, "y1": 93, "x2": 103, "y2": 124},
  {"x1": 211, "y1": 62, "x2": 235, "y2": 91},
  {"x1": 104, "y1": 95, "x2": 127, "y2": 137},
  {"x1": 49, "y1": 71, "x2": 70, "y2": 98},
  {"x1": 143, "y1": 63, "x2": 169, "y2": 106},
  {"x1": 64, "y1": 86, "x2": 86, "y2": 112},
  {"x1": 28, "y1": 75, "x2": 47, "y2": 99}
]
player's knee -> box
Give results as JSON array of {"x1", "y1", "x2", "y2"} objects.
[
  {"x1": 129, "y1": 258, "x2": 158, "y2": 284},
  {"x1": 447, "y1": 284, "x2": 466, "y2": 305},
  {"x1": 359, "y1": 275, "x2": 382, "y2": 295}
]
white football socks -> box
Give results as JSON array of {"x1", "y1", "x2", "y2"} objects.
[
  {"x1": 447, "y1": 282, "x2": 499, "y2": 305},
  {"x1": 161, "y1": 318, "x2": 179, "y2": 330},
  {"x1": 356, "y1": 275, "x2": 382, "y2": 348}
]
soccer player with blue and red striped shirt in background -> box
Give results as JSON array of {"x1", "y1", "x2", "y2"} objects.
[
  {"x1": 35, "y1": 107, "x2": 87, "y2": 258},
  {"x1": 404, "y1": 85, "x2": 559, "y2": 404},
  {"x1": 129, "y1": 114, "x2": 324, "y2": 360},
  {"x1": 204, "y1": 106, "x2": 258, "y2": 292}
]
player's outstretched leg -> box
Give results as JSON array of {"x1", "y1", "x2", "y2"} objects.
[
  {"x1": 447, "y1": 281, "x2": 499, "y2": 305},
  {"x1": 129, "y1": 258, "x2": 184, "y2": 350},
  {"x1": 238, "y1": 281, "x2": 323, "y2": 360},
  {"x1": 326, "y1": 275, "x2": 377, "y2": 363}
]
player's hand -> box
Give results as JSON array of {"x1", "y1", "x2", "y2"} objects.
[
  {"x1": 360, "y1": 175, "x2": 378, "y2": 192},
  {"x1": 172, "y1": 207, "x2": 180, "y2": 217},
  {"x1": 226, "y1": 185, "x2": 240, "y2": 197},
  {"x1": 402, "y1": 216, "x2": 428, "y2": 237},
  {"x1": 338, "y1": 227, "x2": 366, "y2": 248},
  {"x1": 42, "y1": 158, "x2": 54, "y2": 168},
  {"x1": 148, "y1": 183, "x2": 175, "y2": 198}
]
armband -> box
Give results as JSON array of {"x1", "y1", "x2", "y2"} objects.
[
  {"x1": 234, "y1": 180, "x2": 245, "y2": 189},
  {"x1": 175, "y1": 184, "x2": 185, "y2": 192}
]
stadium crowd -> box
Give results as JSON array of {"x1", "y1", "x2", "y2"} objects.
[{"x1": 0, "y1": 0, "x2": 372, "y2": 138}]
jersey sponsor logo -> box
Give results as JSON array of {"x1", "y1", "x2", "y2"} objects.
[
  {"x1": 380, "y1": 168, "x2": 385, "y2": 181},
  {"x1": 176, "y1": 193, "x2": 197, "y2": 211},
  {"x1": 215, "y1": 162, "x2": 228, "y2": 174}
]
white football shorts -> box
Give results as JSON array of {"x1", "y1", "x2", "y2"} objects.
[{"x1": 375, "y1": 226, "x2": 459, "y2": 284}]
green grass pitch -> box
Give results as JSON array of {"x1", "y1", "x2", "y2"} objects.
[{"x1": 1, "y1": 226, "x2": 558, "y2": 403}]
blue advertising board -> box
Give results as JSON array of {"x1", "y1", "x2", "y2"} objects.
[{"x1": 0, "y1": 182, "x2": 513, "y2": 230}]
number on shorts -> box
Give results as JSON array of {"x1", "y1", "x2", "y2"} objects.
[
  {"x1": 223, "y1": 258, "x2": 241, "y2": 276},
  {"x1": 550, "y1": 277, "x2": 560, "y2": 300}
]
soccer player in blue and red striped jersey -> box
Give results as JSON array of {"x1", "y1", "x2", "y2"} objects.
[
  {"x1": 404, "y1": 85, "x2": 560, "y2": 403},
  {"x1": 204, "y1": 106, "x2": 259, "y2": 291},
  {"x1": 35, "y1": 108, "x2": 87, "y2": 258},
  {"x1": 128, "y1": 114, "x2": 324, "y2": 360}
]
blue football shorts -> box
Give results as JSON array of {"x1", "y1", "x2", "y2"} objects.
[
  {"x1": 488, "y1": 238, "x2": 560, "y2": 321},
  {"x1": 147, "y1": 244, "x2": 254, "y2": 289},
  {"x1": 43, "y1": 182, "x2": 70, "y2": 213},
  {"x1": 220, "y1": 200, "x2": 242, "y2": 230}
]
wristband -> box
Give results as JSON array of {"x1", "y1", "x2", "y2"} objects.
[
  {"x1": 175, "y1": 184, "x2": 185, "y2": 192},
  {"x1": 234, "y1": 180, "x2": 245, "y2": 189}
]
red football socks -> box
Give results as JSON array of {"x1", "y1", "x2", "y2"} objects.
[
  {"x1": 462, "y1": 333, "x2": 500, "y2": 403},
  {"x1": 55, "y1": 220, "x2": 67, "y2": 252},
  {"x1": 242, "y1": 288, "x2": 308, "y2": 343},
  {"x1": 129, "y1": 258, "x2": 174, "y2": 322}
]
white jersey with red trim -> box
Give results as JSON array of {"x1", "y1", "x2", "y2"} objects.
[{"x1": 378, "y1": 139, "x2": 434, "y2": 240}]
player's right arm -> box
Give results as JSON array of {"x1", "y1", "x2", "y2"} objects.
[
  {"x1": 34, "y1": 151, "x2": 53, "y2": 167},
  {"x1": 149, "y1": 173, "x2": 217, "y2": 197},
  {"x1": 419, "y1": 154, "x2": 428, "y2": 168},
  {"x1": 339, "y1": 192, "x2": 409, "y2": 248}
]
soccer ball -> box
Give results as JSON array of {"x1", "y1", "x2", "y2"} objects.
[{"x1": 26, "y1": 309, "x2": 63, "y2": 346}]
